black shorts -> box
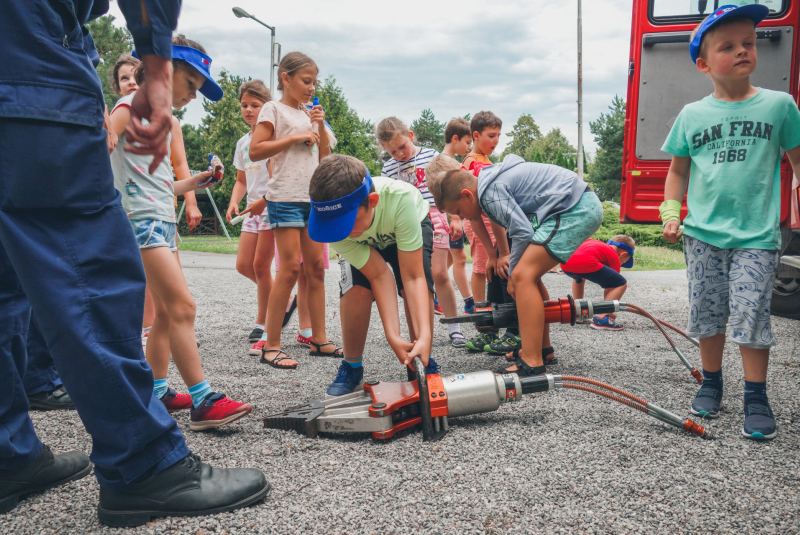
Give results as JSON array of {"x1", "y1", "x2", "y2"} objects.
[
  {"x1": 339, "y1": 217, "x2": 435, "y2": 298},
  {"x1": 449, "y1": 235, "x2": 464, "y2": 249},
  {"x1": 562, "y1": 266, "x2": 627, "y2": 289}
]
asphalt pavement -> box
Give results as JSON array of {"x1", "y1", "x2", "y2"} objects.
[{"x1": 5, "y1": 250, "x2": 800, "y2": 534}]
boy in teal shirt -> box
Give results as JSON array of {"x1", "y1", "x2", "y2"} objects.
[
  {"x1": 308, "y1": 155, "x2": 438, "y2": 396},
  {"x1": 661, "y1": 4, "x2": 800, "y2": 440}
]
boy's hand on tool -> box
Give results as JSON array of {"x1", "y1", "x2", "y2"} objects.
[
  {"x1": 241, "y1": 197, "x2": 266, "y2": 218},
  {"x1": 663, "y1": 220, "x2": 683, "y2": 243},
  {"x1": 389, "y1": 336, "x2": 414, "y2": 364},
  {"x1": 404, "y1": 338, "x2": 431, "y2": 368}
]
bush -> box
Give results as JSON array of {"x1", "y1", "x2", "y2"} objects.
[{"x1": 592, "y1": 203, "x2": 682, "y2": 251}]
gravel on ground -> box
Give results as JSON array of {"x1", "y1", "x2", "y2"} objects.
[{"x1": 4, "y1": 251, "x2": 800, "y2": 534}]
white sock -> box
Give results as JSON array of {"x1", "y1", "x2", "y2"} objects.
[
  {"x1": 447, "y1": 324, "x2": 462, "y2": 336},
  {"x1": 254, "y1": 323, "x2": 265, "y2": 330}
]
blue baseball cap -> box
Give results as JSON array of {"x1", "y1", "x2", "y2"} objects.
[
  {"x1": 309, "y1": 172, "x2": 373, "y2": 243},
  {"x1": 133, "y1": 45, "x2": 223, "y2": 102},
  {"x1": 607, "y1": 240, "x2": 634, "y2": 269},
  {"x1": 690, "y1": 4, "x2": 770, "y2": 64}
]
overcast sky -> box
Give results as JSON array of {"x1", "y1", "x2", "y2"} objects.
[{"x1": 109, "y1": 0, "x2": 634, "y2": 154}]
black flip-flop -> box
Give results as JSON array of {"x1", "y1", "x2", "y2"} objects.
[
  {"x1": 260, "y1": 349, "x2": 298, "y2": 369},
  {"x1": 308, "y1": 341, "x2": 343, "y2": 358},
  {"x1": 496, "y1": 350, "x2": 547, "y2": 376},
  {"x1": 505, "y1": 346, "x2": 556, "y2": 363},
  {"x1": 282, "y1": 295, "x2": 298, "y2": 327}
]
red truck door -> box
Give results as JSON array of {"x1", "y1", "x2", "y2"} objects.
[{"x1": 621, "y1": 0, "x2": 799, "y2": 224}]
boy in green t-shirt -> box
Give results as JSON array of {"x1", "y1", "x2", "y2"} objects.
[
  {"x1": 660, "y1": 4, "x2": 800, "y2": 440},
  {"x1": 309, "y1": 155, "x2": 438, "y2": 396}
]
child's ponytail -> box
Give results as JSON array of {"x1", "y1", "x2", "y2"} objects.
[{"x1": 239, "y1": 80, "x2": 271, "y2": 104}]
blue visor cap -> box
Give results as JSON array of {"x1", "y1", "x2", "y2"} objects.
[
  {"x1": 309, "y1": 172, "x2": 373, "y2": 243},
  {"x1": 607, "y1": 240, "x2": 634, "y2": 269},
  {"x1": 133, "y1": 45, "x2": 223, "y2": 102},
  {"x1": 690, "y1": 4, "x2": 770, "y2": 64}
]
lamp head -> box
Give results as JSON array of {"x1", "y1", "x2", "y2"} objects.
[{"x1": 232, "y1": 7, "x2": 251, "y2": 18}]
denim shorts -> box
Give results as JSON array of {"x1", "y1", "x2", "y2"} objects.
[
  {"x1": 267, "y1": 201, "x2": 310, "y2": 228},
  {"x1": 132, "y1": 219, "x2": 177, "y2": 252}
]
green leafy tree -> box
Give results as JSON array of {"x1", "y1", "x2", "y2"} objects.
[
  {"x1": 525, "y1": 127, "x2": 576, "y2": 164},
  {"x1": 503, "y1": 113, "x2": 542, "y2": 159},
  {"x1": 411, "y1": 109, "x2": 445, "y2": 152},
  {"x1": 189, "y1": 71, "x2": 251, "y2": 235},
  {"x1": 316, "y1": 76, "x2": 382, "y2": 176},
  {"x1": 587, "y1": 95, "x2": 626, "y2": 201},
  {"x1": 86, "y1": 15, "x2": 134, "y2": 110}
]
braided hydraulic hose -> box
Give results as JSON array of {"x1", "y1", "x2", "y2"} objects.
[
  {"x1": 623, "y1": 304, "x2": 703, "y2": 384},
  {"x1": 561, "y1": 376, "x2": 648, "y2": 405},
  {"x1": 558, "y1": 375, "x2": 713, "y2": 439},
  {"x1": 563, "y1": 384, "x2": 649, "y2": 413}
]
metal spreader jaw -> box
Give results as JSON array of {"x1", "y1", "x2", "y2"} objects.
[{"x1": 264, "y1": 357, "x2": 559, "y2": 442}]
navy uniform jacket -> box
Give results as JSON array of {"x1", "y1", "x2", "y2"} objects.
[{"x1": 0, "y1": 0, "x2": 179, "y2": 127}]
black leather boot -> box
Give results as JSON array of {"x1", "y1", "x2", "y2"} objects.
[
  {"x1": 97, "y1": 453, "x2": 270, "y2": 527},
  {"x1": 28, "y1": 385, "x2": 75, "y2": 411},
  {"x1": 0, "y1": 445, "x2": 91, "y2": 513}
]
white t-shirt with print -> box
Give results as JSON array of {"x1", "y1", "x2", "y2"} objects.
[
  {"x1": 233, "y1": 131, "x2": 270, "y2": 205},
  {"x1": 256, "y1": 101, "x2": 319, "y2": 203},
  {"x1": 381, "y1": 147, "x2": 439, "y2": 208}
]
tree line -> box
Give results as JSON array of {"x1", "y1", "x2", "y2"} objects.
[{"x1": 88, "y1": 15, "x2": 626, "y2": 235}]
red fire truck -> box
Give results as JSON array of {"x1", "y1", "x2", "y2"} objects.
[{"x1": 621, "y1": 0, "x2": 800, "y2": 318}]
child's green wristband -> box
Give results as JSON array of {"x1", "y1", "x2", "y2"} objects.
[{"x1": 659, "y1": 200, "x2": 681, "y2": 227}]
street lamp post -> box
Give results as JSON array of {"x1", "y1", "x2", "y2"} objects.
[{"x1": 232, "y1": 7, "x2": 279, "y2": 96}]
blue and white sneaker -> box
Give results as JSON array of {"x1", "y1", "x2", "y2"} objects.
[
  {"x1": 742, "y1": 395, "x2": 777, "y2": 440},
  {"x1": 449, "y1": 332, "x2": 467, "y2": 348},
  {"x1": 690, "y1": 384, "x2": 723, "y2": 419},
  {"x1": 325, "y1": 361, "x2": 364, "y2": 397},
  {"x1": 425, "y1": 357, "x2": 441, "y2": 376},
  {"x1": 590, "y1": 316, "x2": 623, "y2": 330}
]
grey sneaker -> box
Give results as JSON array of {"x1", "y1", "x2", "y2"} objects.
[{"x1": 690, "y1": 384, "x2": 723, "y2": 419}]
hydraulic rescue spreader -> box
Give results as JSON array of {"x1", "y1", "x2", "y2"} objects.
[
  {"x1": 441, "y1": 297, "x2": 703, "y2": 384},
  {"x1": 263, "y1": 356, "x2": 713, "y2": 442},
  {"x1": 264, "y1": 297, "x2": 712, "y2": 442}
]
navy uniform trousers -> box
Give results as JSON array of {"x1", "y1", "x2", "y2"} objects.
[
  {"x1": 22, "y1": 316, "x2": 62, "y2": 397},
  {"x1": 0, "y1": 117, "x2": 188, "y2": 489}
]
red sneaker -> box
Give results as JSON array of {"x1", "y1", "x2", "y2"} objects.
[
  {"x1": 190, "y1": 393, "x2": 252, "y2": 431},
  {"x1": 249, "y1": 340, "x2": 266, "y2": 356},
  {"x1": 159, "y1": 388, "x2": 193, "y2": 413},
  {"x1": 434, "y1": 301, "x2": 444, "y2": 315},
  {"x1": 297, "y1": 332, "x2": 312, "y2": 347}
]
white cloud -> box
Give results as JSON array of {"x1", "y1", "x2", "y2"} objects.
[{"x1": 108, "y1": 0, "x2": 634, "y2": 154}]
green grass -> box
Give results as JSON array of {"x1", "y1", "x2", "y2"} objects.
[
  {"x1": 177, "y1": 236, "x2": 241, "y2": 255},
  {"x1": 177, "y1": 238, "x2": 685, "y2": 272}
]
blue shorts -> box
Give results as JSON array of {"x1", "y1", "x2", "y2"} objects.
[
  {"x1": 267, "y1": 201, "x2": 310, "y2": 228},
  {"x1": 532, "y1": 191, "x2": 603, "y2": 263},
  {"x1": 132, "y1": 219, "x2": 177, "y2": 252},
  {"x1": 563, "y1": 266, "x2": 627, "y2": 289},
  {"x1": 449, "y1": 235, "x2": 465, "y2": 249}
]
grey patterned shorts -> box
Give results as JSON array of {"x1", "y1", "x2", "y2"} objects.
[{"x1": 683, "y1": 236, "x2": 779, "y2": 348}]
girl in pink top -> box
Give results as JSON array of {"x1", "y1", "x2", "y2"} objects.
[{"x1": 243, "y1": 52, "x2": 340, "y2": 369}]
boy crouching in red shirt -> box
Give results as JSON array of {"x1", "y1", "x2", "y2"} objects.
[{"x1": 559, "y1": 235, "x2": 634, "y2": 330}]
